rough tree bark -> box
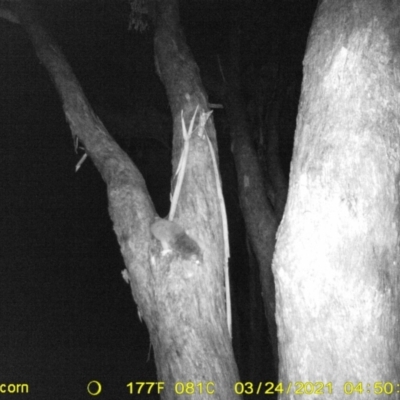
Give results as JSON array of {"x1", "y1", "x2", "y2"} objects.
[
  {"x1": 148, "y1": 0, "x2": 240, "y2": 398},
  {"x1": 273, "y1": 0, "x2": 400, "y2": 398},
  {"x1": 7, "y1": 0, "x2": 240, "y2": 398}
]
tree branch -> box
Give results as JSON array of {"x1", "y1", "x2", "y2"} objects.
[{"x1": 13, "y1": 0, "x2": 158, "y2": 331}]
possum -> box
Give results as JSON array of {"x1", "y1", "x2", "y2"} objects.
[{"x1": 150, "y1": 219, "x2": 202, "y2": 262}]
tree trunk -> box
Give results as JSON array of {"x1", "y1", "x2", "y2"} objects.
[
  {"x1": 146, "y1": 0, "x2": 240, "y2": 397},
  {"x1": 273, "y1": 0, "x2": 400, "y2": 397},
  {"x1": 10, "y1": 0, "x2": 240, "y2": 398},
  {"x1": 264, "y1": 84, "x2": 288, "y2": 223},
  {"x1": 223, "y1": 16, "x2": 279, "y2": 377}
]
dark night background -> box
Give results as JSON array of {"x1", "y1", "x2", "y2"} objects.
[{"x1": 0, "y1": 1, "x2": 316, "y2": 398}]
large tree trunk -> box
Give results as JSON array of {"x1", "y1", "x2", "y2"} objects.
[
  {"x1": 273, "y1": 0, "x2": 400, "y2": 397},
  {"x1": 148, "y1": 0, "x2": 240, "y2": 397}
]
